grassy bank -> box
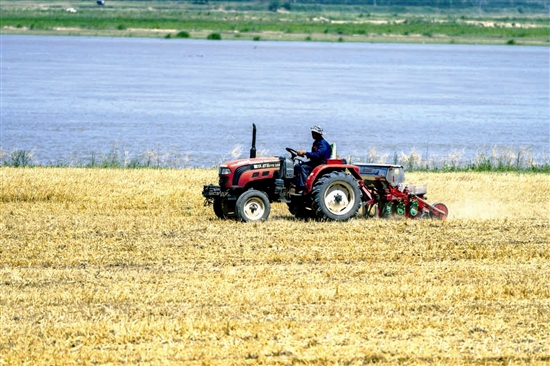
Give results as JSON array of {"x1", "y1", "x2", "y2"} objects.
[
  {"x1": 1, "y1": 167, "x2": 549, "y2": 364},
  {"x1": 1, "y1": 1, "x2": 549, "y2": 45},
  {"x1": 3, "y1": 145, "x2": 549, "y2": 172}
]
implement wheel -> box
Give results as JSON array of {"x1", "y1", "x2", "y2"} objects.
[
  {"x1": 430, "y1": 202, "x2": 448, "y2": 220},
  {"x1": 311, "y1": 171, "x2": 361, "y2": 221},
  {"x1": 236, "y1": 190, "x2": 271, "y2": 222}
]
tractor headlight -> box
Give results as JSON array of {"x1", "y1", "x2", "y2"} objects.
[{"x1": 219, "y1": 167, "x2": 231, "y2": 175}]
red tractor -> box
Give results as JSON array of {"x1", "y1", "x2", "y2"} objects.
[{"x1": 203, "y1": 125, "x2": 448, "y2": 222}]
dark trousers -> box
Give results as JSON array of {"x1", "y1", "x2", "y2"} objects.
[{"x1": 294, "y1": 163, "x2": 314, "y2": 188}]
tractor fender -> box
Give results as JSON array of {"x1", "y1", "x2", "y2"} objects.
[{"x1": 304, "y1": 163, "x2": 361, "y2": 194}]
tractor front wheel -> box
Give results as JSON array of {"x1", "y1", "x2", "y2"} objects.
[
  {"x1": 236, "y1": 190, "x2": 271, "y2": 222},
  {"x1": 213, "y1": 197, "x2": 236, "y2": 219},
  {"x1": 311, "y1": 171, "x2": 361, "y2": 221}
]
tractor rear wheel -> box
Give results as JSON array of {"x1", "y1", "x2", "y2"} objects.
[
  {"x1": 236, "y1": 190, "x2": 271, "y2": 222},
  {"x1": 288, "y1": 198, "x2": 316, "y2": 220},
  {"x1": 311, "y1": 171, "x2": 361, "y2": 221}
]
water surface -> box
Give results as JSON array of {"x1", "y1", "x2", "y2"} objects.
[{"x1": 2, "y1": 35, "x2": 548, "y2": 167}]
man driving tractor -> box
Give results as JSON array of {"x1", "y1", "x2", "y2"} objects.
[
  {"x1": 294, "y1": 125, "x2": 331, "y2": 194},
  {"x1": 203, "y1": 123, "x2": 449, "y2": 222}
]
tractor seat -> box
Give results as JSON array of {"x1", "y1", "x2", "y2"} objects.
[{"x1": 327, "y1": 143, "x2": 346, "y2": 164}]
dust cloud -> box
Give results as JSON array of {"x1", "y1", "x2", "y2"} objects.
[{"x1": 446, "y1": 198, "x2": 549, "y2": 221}]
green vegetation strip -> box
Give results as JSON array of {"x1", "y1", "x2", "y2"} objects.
[
  {"x1": 1, "y1": 5, "x2": 549, "y2": 44},
  {"x1": 3, "y1": 147, "x2": 549, "y2": 173}
]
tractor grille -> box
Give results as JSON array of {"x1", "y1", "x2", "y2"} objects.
[{"x1": 219, "y1": 176, "x2": 230, "y2": 186}]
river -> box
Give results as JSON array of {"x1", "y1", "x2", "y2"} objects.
[{"x1": 1, "y1": 35, "x2": 548, "y2": 168}]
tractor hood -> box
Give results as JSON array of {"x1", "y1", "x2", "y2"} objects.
[
  {"x1": 220, "y1": 156, "x2": 281, "y2": 170},
  {"x1": 218, "y1": 156, "x2": 282, "y2": 189}
]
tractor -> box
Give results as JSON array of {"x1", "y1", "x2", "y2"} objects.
[{"x1": 203, "y1": 124, "x2": 448, "y2": 222}]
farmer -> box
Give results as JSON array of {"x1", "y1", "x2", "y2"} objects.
[{"x1": 294, "y1": 125, "x2": 331, "y2": 194}]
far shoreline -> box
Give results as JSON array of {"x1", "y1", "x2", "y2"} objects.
[{"x1": 2, "y1": 26, "x2": 548, "y2": 46}]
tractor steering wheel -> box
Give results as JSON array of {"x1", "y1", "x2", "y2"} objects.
[{"x1": 286, "y1": 147, "x2": 299, "y2": 159}]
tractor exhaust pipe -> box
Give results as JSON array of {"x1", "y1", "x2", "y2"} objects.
[{"x1": 250, "y1": 123, "x2": 257, "y2": 158}]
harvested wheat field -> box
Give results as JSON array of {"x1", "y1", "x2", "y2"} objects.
[{"x1": 1, "y1": 167, "x2": 549, "y2": 365}]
